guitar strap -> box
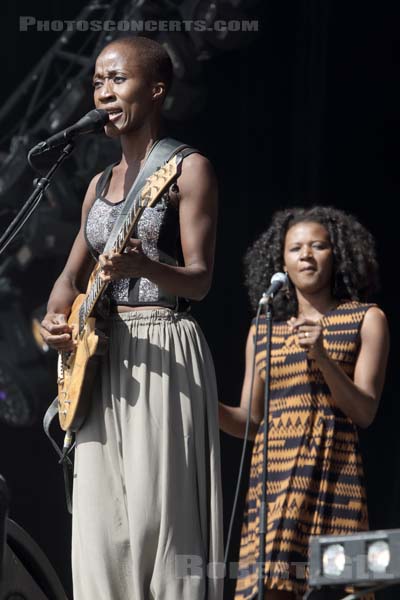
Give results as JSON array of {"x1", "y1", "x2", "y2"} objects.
[
  {"x1": 102, "y1": 137, "x2": 197, "y2": 256},
  {"x1": 43, "y1": 397, "x2": 74, "y2": 513}
]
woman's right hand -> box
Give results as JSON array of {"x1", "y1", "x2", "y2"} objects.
[{"x1": 40, "y1": 313, "x2": 75, "y2": 352}]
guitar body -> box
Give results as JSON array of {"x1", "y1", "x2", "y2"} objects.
[{"x1": 57, "y1": 290, "x2": 108, "y2": 432}]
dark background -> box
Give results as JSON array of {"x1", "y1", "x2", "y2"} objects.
[{"x1": 0, "y1": 1, "x2": 399, "y2": 599}]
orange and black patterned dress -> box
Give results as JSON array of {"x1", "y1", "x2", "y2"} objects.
[{"x1": 235, "y1": 301, "x2": 373, "y2": 599}]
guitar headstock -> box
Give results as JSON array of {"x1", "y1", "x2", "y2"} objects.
[{"x1": 138, "y1": 154, "x2": 181, "y2": 209}]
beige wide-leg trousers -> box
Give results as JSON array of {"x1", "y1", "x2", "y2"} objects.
[{"x1": 72, "y1": 309, "x2": 223, "y2": 600}]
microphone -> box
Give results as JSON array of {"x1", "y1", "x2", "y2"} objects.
[
  {"x1": 258, "y1": 272, "x2": 288, "y2": 306},
  {"x1": 29, "y1": 109, "x2": 110, "y2": 155}
]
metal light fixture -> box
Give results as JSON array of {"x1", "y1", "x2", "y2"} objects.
[
  {"x1": 322, "y1": 544, "x2": 347, "y2": 578},
  {"x1": 309, "y1": 529, "x2": 400, "y2": 595},
  {"x1": 367, "y1": 540, "x2": 391, "y2": 575}
]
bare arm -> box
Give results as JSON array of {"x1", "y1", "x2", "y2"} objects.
[
  {"x1": 292, "y1": 307, "x2": 390, "y2": 428},
  {"x1": 315, "y1": 307, "x2": 389, "y2": 427},
  {"x1": 99, "y1": 153, "x2": 218, "y2": 300},
  {"x1": 219, "y1": 325, "x2": 265, "y2": 440},
  {"x1": 40, "y1": 174, "x2": 100, "y2": 349}
]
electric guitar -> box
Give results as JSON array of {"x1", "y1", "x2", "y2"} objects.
[{"x1": 57, "y1": 154, "x2": 182, "y2": 432}]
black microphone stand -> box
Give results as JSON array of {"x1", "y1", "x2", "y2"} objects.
[
  {"x1": 0, "y1": 142, "x2": 75, "y2": 257},
  {"x1": 257, "y1": 295, "x2": 274, "y2": 600}
]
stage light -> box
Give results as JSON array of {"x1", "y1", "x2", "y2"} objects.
[
  {"x1": 309, "y1": 529, "x2": 400, "y2": 593},
  {"x1": 367, "y1": 540, "x2": 390, "y2": 574},
  {"x1": 322, "y1": 544, "x2": 346, "y2": 577}
]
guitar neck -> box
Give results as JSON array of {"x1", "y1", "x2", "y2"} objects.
[{"x1": 78, "y1": 203, "x2": 139, "y2": 332}]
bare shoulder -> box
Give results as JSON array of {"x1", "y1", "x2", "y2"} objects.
[
  {"x1": 82, "y1": 171, "x2": 103, "y2": 211},
  {"x1": 178, "y1": 152, "x2": 216, "y2": 187},
  {"x1": 181, "y1": 152, "x2": 212, "y2": 169},
  {"x1": 361, "y1": 306, "x2": 389, "y2": 339},
  {"x1": 363, "y1": 305, "x2": 387, "y2": 326}
]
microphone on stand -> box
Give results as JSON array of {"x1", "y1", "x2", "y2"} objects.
[
  {"x1": 29, "y1": 109, "x2": 110, "y2": 155},
  {"x1": 256, "y1": 272, "x2": 289, "y2": 598},
  {"x1": 258, "y1": 272, "x2": 288, "y2": 306}
]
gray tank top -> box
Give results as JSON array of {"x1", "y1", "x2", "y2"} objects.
[{"x1": 85, "y1": 163, "x2": 189, "y2": 310}]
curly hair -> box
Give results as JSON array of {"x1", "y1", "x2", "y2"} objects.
[{"x1": 244, "y1": 206, "x2": 380, "y2": 320}]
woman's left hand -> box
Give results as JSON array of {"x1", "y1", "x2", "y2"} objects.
[
  {"x1": 287, "y1": 316, "x2": 327, "y2": 361},
  {"x1": 98, "y1": 238, "x2": 149, "y2": 281}
]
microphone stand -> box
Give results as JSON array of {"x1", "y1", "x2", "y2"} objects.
[
  {"x1": 257, "y1": 295, "x2": 274, "y2": 600},
  {"x1": 0, "y1": 142, "x2": 74, "y2": 257}
]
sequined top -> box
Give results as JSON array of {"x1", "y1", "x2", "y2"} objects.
[{"x1": 85, "y1": 163, "x2": 188, "y2": 310}]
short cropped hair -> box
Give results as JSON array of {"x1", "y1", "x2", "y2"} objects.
[{"x1": 99, "y1": 36, "x2": 173, "y2": 96}]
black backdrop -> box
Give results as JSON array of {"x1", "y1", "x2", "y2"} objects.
[{"x1": 0, "y1": 2, "x2": 398, "y2": 599}]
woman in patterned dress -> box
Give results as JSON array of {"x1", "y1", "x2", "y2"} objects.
[{"x1": 219, "y1": 206, "x2": 389, "y2": 600}]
